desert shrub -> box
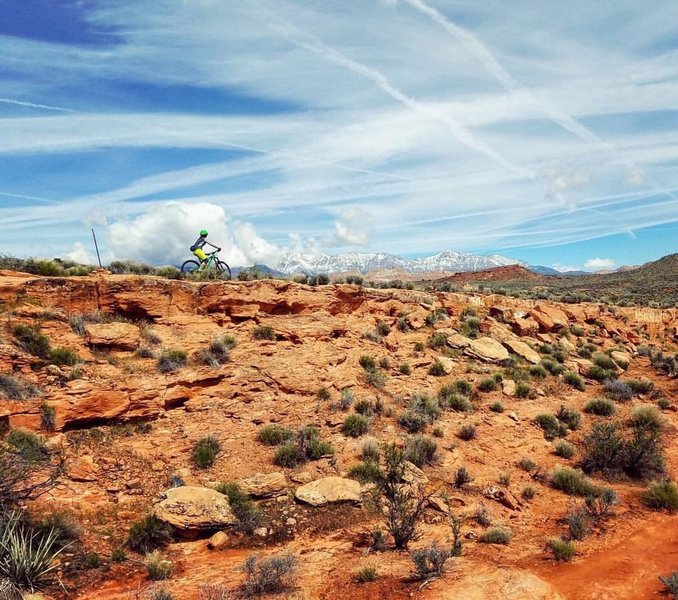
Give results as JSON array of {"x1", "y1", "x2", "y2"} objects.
[
  {"x1": 587, "y1": 365, "x2": 618, "y2": 382},
  {"x1": 414, "y1": 342, "x2": 425, "y2": 352},
  {"x1": 355, "y1": 565, "x2": 378, "y2": 583},
  {"x1": 409, "y1": 393, "x2": 440, "y2": 423},
  {"x1": 529, "y1": 364, "x2": 548, "y2": 379},
  {"x1": 444, "y1": 393, "x2": 473, "y2": 413},
  {"x1": 479, "y1": 528, "x2": 511, "y2": 545},
  {"x1": 396, "y1": 316, "x2": 410, "y2": 332},
  {"x1": 592, "y1": 352, "x2": 616, "y2": 370},
  {"x1": 580, "y1": 422, "x2": 626, "y2": 476},
  {"x1": 517, "y1": 457, "x2": 536, "y2": 472},
  {"x1": 361, "y1": 439, "x2": 380, "y2": 462},
  {"x1": 359, "y1": 355, "x2": 376, "y2": 371},
  {"x1": 535, "y1": 414, "x2": 563, "y2": 441},
  {"x1": 451, "y1": 379, "x2": 472, "y2": 396},
  {"x1": 498, "y1": 472, "x2": 511, "y2": 486},
  {"x1": 477, "y1": 377, "x2": 497, "y2": 392},
  {"x1": 457, "y1": 424, "x2": 476, "y2": 441},
  {"x1": 6, "y1": 429, "x2": 47, "y2": 463},
  {"x1": 630, "y1": 405, "x2": 664, "y2": 432},
  {"x1": 603, "y1": 380, "x2": 633, "y2": 402},
  {"x1": 411, "y1": 543, "x2": 452, "y2": 581},
  {"x1": 428, "y1": 360, "x2": 446, "y2": 376},
  {"x1": 342, "y1": 414, "x2": 370, "y2": 438},
  {"x1": 624, "y1": 423, "x2": 666, "y2": 479},
  {"x1": 379, "y1": 357, "x2": 390, "y2": 370},
  {"x1": 424, "y1": 308, "x2": 448, "y2": 326},
  {"x1": 215, "y1": 483, "x2": 262, "y2": 534},
  {"x1": 556, "y1": 406, "x2": 581, "y2": 431},
  {"x1": 136, "y1": 346, "x2": 155, "y2": 359},
  {"x1": 522, "y1": 486, "x2": 536, "y2": 500},
  {"x1": 474, "y1": 503, "x2": 491, "y2": 526},
  {"x1": 85, "y1": 552, "x2": 101, "y2": 569},
  {"x1": 376, "y1": 321, "x2": 391, "y2": 337},
  {"x1": 40, "y1": 402, "x2": 56, "y2": 432},
  {"x1": 157, "y1": 349, "x2": 187, "y2": 373},
  {"x1": 659, "y1": 572, "x2": 678, "y2": 597},
  {"x1": 316, "y1": 386, "x2": 331, "y2": 402},
  {"x1": 339, "y1": 389, "x2": 354, "y2": 410},
  {"x1": 489, "y1": 401, "x2": 504, "y2": 413},
  {"x1": 427, "y1": 332, "x2": 447, "y2": 349},
  {"x1": 563, "y1": 371, "x2": 585, "y2": 391},
  {"x1": 584, "y1": 487, "x2": 619, "y2": 519},
  {"x1": 349, "y1": 461, "x2": 382, "y2": 483},
  {"x1": 453, "y1": 466, "x2": 473, "y2": 488},
  {"x1": 460, "y1": 316, "x2": 480, "y2": 338},
  {"x1": 0, "y1": 512, "x2": 65, "y2": 592},
  {"x1": 353, "y1": 398, "x2": 375, "y2": 416},
  {"x1": 127, "y1": 515, "x2": 173, "y2": 553},
  {"x1": 625, "y1": 379, "x2": 654, "y2": 395},
  {"x1": 515, "y1": 382, "x2": 531, "y2": 398},
  {"x1": 241, "y1": 553, "x2": 297, "y2": 596},
  {"x1": 274, "y1": 443, "x2": 304, "y2": 468},
  {"x1": 193, "y1": 435, "x2": 220, "y2": 468},
  {"x1": 49, "y1": 347, "x2": 81, "y2": 366},
  {"x1": 364, "y1": 368, "x2": 386, "y2": 388},
  {"x1": 398, "y1": 410, "x2": 426, "y2": 434},
  {"x1": 541, "y1": 359, "x2": 564, "y2": 375},
  {"x1": 551, "y1": 468, "x2": 598, "y2": 497},
  {"x1": 549, "y1": 538, "x2": 576, "y2": 561},
  {"x1": 257, "y1": 425, "x2": 294, "y2": 446},
  {"x1": 432, "y1": 426, "x2": 443, "y2": 438},
  {"x1": 111, "y1": 547, "x2": 127, "y2": 563},
  {"x1": 12, "y1": 324, "x2": 51, "y2": 358},
  {"x1": 657, "y1": 397, "x2": 670, "y2": 410},
  {"x1": 0, "y1": 374, "x2": 40, "y2": 401},
  {"x1": 403, "y1": 435, "x2": 438, "y2": 468},
  {"x1": 643, "y1": 480, "x2": 678, "y2": 512},
  {"x1": 565, "y1": 506, "x2": 589, "y2": 540},
  {"x1": 145, "y1": 550, "x2": 173, "y2": 580},
  {"x1": 194, "y1": 335, "x2": 235, "y2": 366},
  {"x1": 32, "y1": 511, "x2": 80, "y2": 549},
  {"x1": 252, "y1": 325, "x2": 275, "y2": 341},
  {"x1": 584, "y1": 398, "x2": 615, "y2": 416}
]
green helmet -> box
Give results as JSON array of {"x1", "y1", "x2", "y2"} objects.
[{"x1": 200, "y1": 229, "x2": 208, "y2": 236}]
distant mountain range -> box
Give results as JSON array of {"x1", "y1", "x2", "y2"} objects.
[{"x1": 275, "y1": 251, "x2": 524, "y2": 275}]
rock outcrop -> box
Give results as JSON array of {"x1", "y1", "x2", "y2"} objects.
[
  {"x1": 153, "y1": 486, "x2": 238, "y2": 531},
  {"x1": 295, "y1": 477, "x2": 361, "y2": 507}
]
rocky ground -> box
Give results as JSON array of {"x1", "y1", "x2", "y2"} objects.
[{"x1": 0, "y1": 271, "x2": 676, "y2": 599}]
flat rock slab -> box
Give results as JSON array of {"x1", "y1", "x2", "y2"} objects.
[
  {"x1": 295, "y1": 477, "x2": 361, "y2": 507},
  {"x1": 85, "y1": 322, "x2": 140, "y2": 350},
  {"x1": 153, "y1": 486, "x2": 237, "y2": 530},
  {"x1": 464, "y1": 337, "x2": 510, "y2": 363},
  {"x1": 238, "y1": 472, "x2": 287, "y2": 497}
]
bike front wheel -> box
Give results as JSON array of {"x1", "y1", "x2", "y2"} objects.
[
  {"x1": 181, "y1": 260, "x2": 201, "y2": 275},
  {"x1": 216, "y1": 260, "x2": 232, "y2": 281}
]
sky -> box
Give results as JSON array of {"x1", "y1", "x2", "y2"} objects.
[{"x1": 0, "y1": 0, "x2": 677, "y2": 271}]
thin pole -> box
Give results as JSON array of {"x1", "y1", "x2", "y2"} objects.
[{"x1": 91, "y1": 228, "x2": 102, "y2": 268}]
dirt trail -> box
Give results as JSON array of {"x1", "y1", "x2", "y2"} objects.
[{"x1": 538, "y1": 512, "x2": 678, "y2": 599}]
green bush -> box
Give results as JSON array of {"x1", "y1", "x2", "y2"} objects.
[
  {"x1": 592, "y1": 352, "x2": 616, "y2": 370},
  {"x1": 361, "y1": 439, "x2": 381, "y2": 462},
  {"x1": 549, "y1": 538, "x2": 576, "y2": 561},
  {"x1": 257, "y1": 425, "x2": 294, "y2": 446},
  {"x1": 252, "y1": 325, "x2": 275, "y2": 341},
  {"x1": 551, "y1": 468, "x2": 598, "y2": 497},
  {"x1": 193, "y1": 435, "x2": 220, "y2": 468},
  {"x1": 529, "y1": 364, "x2": 548, "y2": 379},
  {"x1": 541, "y1": 359, "x2": 564, "y2": 375},
  {"x1": 194, "y1": 334, "x2": 235, "y2": 366},
  {"x1": 451, "y1": 379, "x2": 472, "y2": 395},
  {"x1": 355, "y1": 565, "x2": 378, "y2": 583},
  {"x1": 0, "y1": 374, "x2": 40, "y2": 401},
  {"x1": 586, "y1": 365, "x2": 618, "y2": 382},
  {"x1": 643, "y1": 480, "x2": 678, "y2": 512},
  {"x1": 489, "y1": 401, "x2": 504, "y2": 413},
  {"x1": 411, "y1": 542, "x2": 452, "y2": 580},
  {"x1": 603, "y1": 380, "x2": 633, "y2": 402},
  {"x1": 517, "y1": 457, "x2": 536, "y2": 472},
  {"x1": 457, "y1": 424, "x2": 476, "y2": 441},
  {"x1": 340, "y1": 389, "x2": 354, "y2": 410},
  {"x1": 12, "y1": 324, "x2": 51, "y2": 358},
  {"x1": 6, "y1": 429, "x2": 47, "y2": 463},
  {"x1": 522, "y1": 486, "x2": 536, "y2": 500},
  {"x1": 274, "y1": 443, "x2": 304, "y2": 468},
  {"x1": 398, "y1": 410, "x2": 427, "y2": 433},
  {"x1": 477, "y1": 377, "x2": 497, "y2": 392},
  {"x1": 584, "y1": 398, "x2": 615, "y2": 416},
  {"x1": 376, "y1": 322, "x2": 391, "y2": 337},
  {"x1": 427, "y1": 332, "x2": 447, "y2": 349},
  {"x1": 354, "y1": 398, "x2": 375, "y2": 416},
  {"x1": 111, "y1": 547, "x2": 127, "y2": 563},
  {"x1": 563, "y1": 371, "x2": 585, "y2": 390},
  {"x1": 630, "y1": 405, "x2": 664, "y2": 432},
  {"x1": 342, "y1": 413, "x2": 370, "y2": 438},
  {"x1": 625, "y1": 379, "x2": 654, "y2": 395},
  {"x1": 40, "y1": 402, "x2": 56, "y2": 432},
  {"x1": 565, "y1": 507, "x2": 589, "y2": 540},
  {"x1": 215, "y1": 482, "x2": 262, "y2": 533},
  {"x1": 403, "y1": 435, "x2": 438, "y2": 468},
  {"x1": 443, "y1": 393, "x2": 473, "y2": 413},
  {"x1": 398, "y1": 362, "x2": 411, "y2": 375},
  {"x1": 555, "y1": 441, "x2": 575, "y2": 459},
  {"x1": 317, "y1": 386, "x2": 331, "y2": 402},
  {"x1": 659, "y1": 571, "x2": 678, "y2": 597},
  {"x1": 556, "y1": 406, "x2": 581, "y2": 430},
  {"x1": 157, "y1": 349, "x2": 187, "y2": 373},
  {"x1": 535, "y1": 414, "x2": 563, "y2": 441},
  {"x1": 145, "y1": 550, "x2": 173, "y2": 580},
  {"x1": 364, "y1": 368, "x2": 386, "y2": 388},
  {"x1": 428, "y1": 360, "x2": 446, "y2": 376},
  {"x1": 515, "y1": 382, "x2": 531, "y2": 398},
  {"x1": 127, "y1": 515, "x2": 173, "y2": 553},
  {"x1": 49, "y1": 347, "x2": 82, "y2": 367},
  {"x1": 241, "y1": 553, "x2": 297, "y2": 597},
  {"x1": 479, "y1": 528, "x2": 511, "y2": 545},
  {"x1": 349, "y1": 461, "x2": 382, "y2": 483}
]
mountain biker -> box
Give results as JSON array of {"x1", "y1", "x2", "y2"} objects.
[{"x1": 190, "y1": 229, "x2": 220, "y2": 266}]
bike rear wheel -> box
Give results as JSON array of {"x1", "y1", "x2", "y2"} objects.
[
  {"x1": 181, "y1": 260, "x2": 201, "y2": 275},
  {"x1": 216, "y1": 260, "x2": 232, "y2": 281}
]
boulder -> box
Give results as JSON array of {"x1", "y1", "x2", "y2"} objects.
[
  {"x1": 446, "y1": 332, "x2": 471, "y2": 349},
  {"x1": 502, "y1": 380, "x2": 516, "y2": 397},
  {"x1": 530, "y1": 305, "x2": 569, "y2": 332},
  {"x1": 489, "y1": 306, "x2": 513, "y2": 321},
  {"x1": 238, "y1": 472, "x2": 286, "y2": 497},
  {"x1": 295, "y1": 477, "x2": 361, "y2": 507},
  {"x1": 85, "y1": 322, "x2": 141, "y2": 350},
  {"x1": 207, "y1": 531, "x2": 229, "y2": 550},
  {"x1": 66, "y1": 456, "x2": 99, "y2": 482},
  {"x1": 435, "y1": 356, "x2": 455, "y2": 374},
  {"x1": 512, "y1": 316, "x2": 539, "y2": 337},
  {"x1": 502, "y1": 338, "x2": 541, "y2": 364},
  {"x1": 611, "y1": 351, "x2": 631, "y2": 370},
  {"x1": 484, "y1": 485, "x2": 521, "y2": 511},
  {"x1": 153, "y1": 486, "x2": 238, "y2": 531},
  {"x1": 464, "y1": 337, "x2": 510, "y2": 363}
]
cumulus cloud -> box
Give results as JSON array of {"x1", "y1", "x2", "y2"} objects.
[
  {"x1": 104, "y1": 202, "x2": 281, "y2": 267},
  {"x1": 66, "y1": 242, "x2": 98, "y2": 265},
  {"x1": 328, "y1": 207, "x2": 376, "y2": 246},
  {"x1": 584, "y1": 257, "x2": 616, "y2": 270}
]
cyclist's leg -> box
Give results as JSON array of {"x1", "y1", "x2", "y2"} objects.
[{"x1": 193, "y1": 248, "x2": 207, "y2": 263}]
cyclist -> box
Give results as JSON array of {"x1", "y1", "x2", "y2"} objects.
[{"x1": 190, "y1": 229, "x2": 220, "y2": 267}]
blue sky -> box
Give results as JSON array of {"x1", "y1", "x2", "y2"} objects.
[{"x1": 1, "y1": 0, "x2": 677, "y2": 270}]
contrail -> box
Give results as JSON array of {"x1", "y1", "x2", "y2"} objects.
[
  {"x1": 268, "y1": 19, "x2": 532, "y2": 179},
  {"x1": 0, "y1": 191, "x2": 60, "y2": 204},
  {"x1": 0, "y1": 98, "x2": 77, "y2": 113}
]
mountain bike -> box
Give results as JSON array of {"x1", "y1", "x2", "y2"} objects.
[{"x1": 181, "y1": 249, "x2": 232, "y2": 280}]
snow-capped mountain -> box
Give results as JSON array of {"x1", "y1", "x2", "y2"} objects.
[{"x1": 276, "y1": 251, "x2": 523, "y2": 275}]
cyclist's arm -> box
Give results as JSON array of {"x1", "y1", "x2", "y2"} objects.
[{"x1": 205, "y1": 241, "x2": 220, "y2": 250}]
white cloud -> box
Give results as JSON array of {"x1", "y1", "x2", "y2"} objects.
[
  {"x1": 552, "y1": 263, "x2": 579, "y2": 273},
  {"x1": 584, "y1": 257, "x2": 616, "y2": 270},
  {"x1": 104, "y1": 202, "x2": 281, "y2": 267},
  {"x1": 65, "y1": 242, "x2": 98, "y2": 265},
  {"x1": 328, "y1": 207, "x2": 376, "y2": 246}
]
